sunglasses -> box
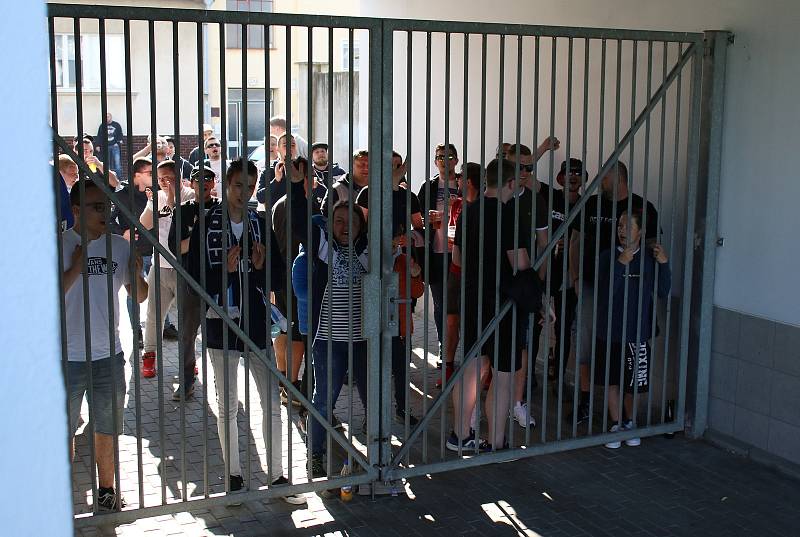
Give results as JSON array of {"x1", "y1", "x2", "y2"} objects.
[
  {"x1": 206, "y1": 143, "x2": 221, "y2": 148},
  {"x1": 520, "y1": 164, "x2": 535, "y2": 172},
  {"x1": 192, "y1": 175, "x2": 216, "y2": 183},
  {"x1": 86, "y1": 202, "x2": 107, "y2": 214},
  {"x1": 435, "y1": 154, "x2": 457, "y2": 162}
]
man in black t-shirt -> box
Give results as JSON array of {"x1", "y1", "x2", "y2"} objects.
[
  {"x1": 448, "y1": 158, "x2": 534, "y2": 452},
  {"x1": 569, "y1": 160, "x2": 659, "y2": 420}
]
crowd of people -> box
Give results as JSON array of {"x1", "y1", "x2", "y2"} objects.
[{"x1": 57, "y1": 114, "x2": 672, "y2": 510}]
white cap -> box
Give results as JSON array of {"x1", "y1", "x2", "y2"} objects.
[{"x1": 202, "y1": 123, "x2": 213, "y2": 134}]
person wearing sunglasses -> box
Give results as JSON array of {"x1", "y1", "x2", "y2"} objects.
[
  {"x1": 204, "y1": 136, "x2": 225, "y2": 194},
  {"x1": 167, "y1": 163, "x2": 220, "y2": 400}
]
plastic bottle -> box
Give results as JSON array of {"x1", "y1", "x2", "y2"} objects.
[{"x1": 339, "y1": 462, "x2": 353, "y2": 502}]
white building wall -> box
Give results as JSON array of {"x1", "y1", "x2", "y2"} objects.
[
  {"x1": 360, "y1": 0, "x2": 800, "y2": 327},
  {"x1": 0, "y1": 0, "x2": 73, "y2": 535}
]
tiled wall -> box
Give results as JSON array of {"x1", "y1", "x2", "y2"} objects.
[{"x1": 708, "y1": 306, "x2": 800, "y2": 467}]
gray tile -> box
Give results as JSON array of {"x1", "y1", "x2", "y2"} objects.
[
  {"x1": 767, "y1": 418, "x2": 800, "y2": 465},
  {"x1": 711, "y1": 307, "x2": 740, "y2": 357},
  {"x1": 735, "y1": 361, "x2": 772, "y2": 414},
  {"x1": 772, "y1": 322, "x2": 800, "y2": 377},
  {"x1": 733, "y1": 406, "x2": 770, "y2": 450},
  {"x1": 709, "y1": 352, "x2": 738, "y2": 403},
  {"x1": 737, "y1": 313, "x2": 775, "y2": 367},
  {"x1": 708, "y1": 397, "x2": 735, "y2": 436},
  {"x1": 769, "y1": 371, "x2": 800, "y2": 427}
]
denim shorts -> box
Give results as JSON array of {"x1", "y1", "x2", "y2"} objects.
[{"x1": 67, "y1": 352, "x2": 126, "y2": 436}]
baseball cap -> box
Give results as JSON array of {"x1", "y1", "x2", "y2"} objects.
[
  {"x1": 559, "y1": 158, "x2": 586, "y2": 176},
  {"x1": 311, "y1": 142, "x2": 328, "y2": 152},
  {"x1": 190, "y1": 163, "x2": 216, "y2": 181}
]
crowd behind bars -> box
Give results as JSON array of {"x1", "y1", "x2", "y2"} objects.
[{"x1": 56, "y1": 112, "x2": 672, "y2": 510}]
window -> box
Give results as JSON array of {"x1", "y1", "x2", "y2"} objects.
[
  {"x1": 54, "y1": 34, "x2": 125, "y2": 91},
  {"x1": 226, "y1": 0, "x2": 274, "y2": 49},
  {"x1": 342, "y1": 40, "x2": 360, "y2": 72}
]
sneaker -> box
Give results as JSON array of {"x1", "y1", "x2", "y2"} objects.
[
  {"x1": 604, "y1": 424, "x2": 622, "y2": 449},
  {"x1": 446, "y1": 429, "x2": 486, "y2": 452},
  {"x1": 272, "y1": 476, "x2": 307, "y2": 505},
  {"x1": 141, "y1": 352, "x2": 156, "y2": 378},
  {"x1": 172, "y1": 381, "x2": 195, "y2": 401},
  {"x1": 97, "y1": 487, "x2": 126, "y2": 510},
  {"x1": 512, "y1": 402, "x2": 536, "y2": 428},
  {"x1": 310, "y1": 454, "x2": 326, "y2": 479},
  {"x1": 229, "y1": 474, "x2": 244, "y2": 491},
  {"x1": 395, "y1": 408, "x2": 419, "y2": 427},
  {"x1": 623, "y1": 420, "x2": 641, "y2": 446},
  {"x1": 162, "y1": 324, "x2": 179, "y2": 340}
]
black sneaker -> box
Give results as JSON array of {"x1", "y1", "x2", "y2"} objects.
[
  {"x1": 97, "y1": 487, "x2": 126, "y2": 510},
  {"x1": 310, "y1": 454, "x2": 326, "y2": 479},
  {"x1": 567, "y1": 402, "x2": 591, "y2": 424},
  {"x1": 172, "y1": 381, "x2": 195, "y2": 402},
  {"x1": 446, "y1": 429, "x2": 485, "y2": 452},
  {"x1": 229, "y1": 474, "x2": 244, "y2": 492},
  {"x1": 162, "y1": 324, "x2": 179, "y2": 340},
  {"x1": 395, "y1": 408, "x2": 419, "y2": 427}
]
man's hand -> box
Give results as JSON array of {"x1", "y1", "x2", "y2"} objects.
[
  {"x1": 227, "y1": 245, "x2": 242, "y2": 273},
  {"x1": 145, "y1": 187, "x2": 153, "y2": 202},
  {"x1": 286, "y1": 159, "x2": 304, "y2": 183},
  {"x1": 251, "y1": 241, "x2": 266, "y2": 270},
  {"x1": 123, "y1": 229, "x2": 131, "y2": 242},
  {"x1": 651, "y1": 243, "x2": 669, "y2": 264},
  {"x1": 618, "y1": 245, "x2": 637, "y2": 265},
  {"x1": 392, "y1": 158, "x2": 408, "y2": 188},
  {"x1": 274, "y1": 161, "x2": 285, "y2": 183},
  {"x1": 133, "y1": 251, "x2": 144, "y2": 276},
  {"x1": 536, "y1": 136, "x2": 561, "y2": 158}
]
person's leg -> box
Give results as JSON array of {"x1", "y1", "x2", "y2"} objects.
[
  {"x1": 351, "y1": 341, "x2": 370, "y2": 415},
  {"x1": 178, "y1": 280, "x2": 202, "y2": 387},
  {"x1": 515, "y1": 318, "x2": 541, "y2": 402},
  {"x1": 274, "y1": 334, "x2": 288, "y2": 377},
  {"x1": 428, "y1": 254, "x2": 446, "y2": 359},
  {"x1": 288, "y1": 341, "x2": 305, "y2": 383},
  {"x1": 92, "y1": 353, "x2": 126, "y2": 489},
  {"x1": 607, "y1": 386, "x2": 621, "y2": 423},
  {"x1": 109, "y1": 143, "x2": 123, "y2": 179},
  {"x1": 66, "y1": 361, "x2": 86, "y2": 461},
  {"x1": 248, "y1": 351, "x2": 283, "y2": 481},
  {"x1": 142, "y1": 265, "x2": 160, "y2": 354},
  {"x1": 451, "y1": 356, "x2": 481, "y2": 439},
  {"x1": 575, "y1": 283, "x2": 596, "y2": 407},
  {"x1": 485, "y1": 368, "x2": 514, "y2": 448},
  {"x1": 208, "y1": 348, "x2": 242, "y2": 477},
  {"x1": 95, "y1": 433, "x2": 116, "y2": 489},
  {"x1": 623, "y1": 394, "x2": 634, "y2": 422},
  {"x1": 310, "y1": 340, "x2": 347, "y2": 456}
]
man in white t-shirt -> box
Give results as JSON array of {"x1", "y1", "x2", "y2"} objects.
[
  {"x1": 204, "y1": 136, "x2": 225, "y2": 195},
  {"x1": 62, "y1": 180, "x2": 148, "y2": 510},
  {"x1": 139, "y1": 160, "x2": 195, "y2": 378}
]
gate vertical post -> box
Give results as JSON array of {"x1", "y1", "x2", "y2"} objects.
[{"x1": 685, "y1": 31, "x2": 731, "y2": 439}]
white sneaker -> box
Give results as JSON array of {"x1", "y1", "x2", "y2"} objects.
[
  {"x1": 604, "y1": 424, "x2": 622, "y2": 449},
  {"x1": 512, "y1": 402, "x2": 536, "y2": 428},
  {"x1": 623, "y1": 420, "x2": 641, "y2": 446}
]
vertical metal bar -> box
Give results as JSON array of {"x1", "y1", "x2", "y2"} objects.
[
  {"x1": 525, "y1": 33, "x2": 538, "y2": 447},
  {"x1": 98, "y1": 17, "x2": 123, "y2": 508},
  {"x1": 440, "y1": 31, "x2": 451, "y2": 459},
  {"x1": 263, "y1": 19, "x2": 274, "y2": 488},
  {"x1": 421, "y1": 30, "x2": 431, "y2": 463},
  {"x1": 346, "y1": 25, "x2": 355, "y2": 473},
  {"x1": 146, "y1": 19, "x2": 168, "y2": 506},
  {"x1": 509, "y1": 34, "x2": 523, "y2": 449},
  {"x1": 661, "y1": 42, "x2": 683, "y2": 426},
  {"x1": 241, "y1": 20, "x2": 253, "y2": 491},
  {"x1": 325, "y1": 25, "x2": 333, "y2": 481},
  {"x1": 305, "y1": 22, "x2": 314, "y2": 481},
  {"x1": 685, "y1": 32, "x2": 729, "y2": 438},
  {"x1": 586, "y1": 37, "x2": 606, "y2": 437},
  {"x1": 218, "y1": 20, "x2": 232, "y2": 495},
  {"x1": 73, "y1": 15, "x2": 99, "y2": 515},
  {"x1": 491, "y1": 34, "x2": 505, "y2": 452},
  {"x1": 648, "y1": 40, "x2": 668, "y2": 427},
  {"x1": 404, "y1": 28, "x2": 414, "y2": 465},
  {"x1": 631, "y1": 41, "x2": 654, "y2": 430},
  {"x1": 49, "y1": 17, "x2": 73, "y2": 503},
  {"x1": 676, "y1": 38, "x2": 708, "y2": 436},
  {"x1": 196, "y1": 20, "x2": 210, "y2": 500},
  {"x1": 284, "y1": 23, "x2": 293, "y2": 485},
  {"x1": 456, "y1": 31, "x2": 469, "y2": 456},
  {"x1": 171, "y1": 18, "x2": 188, "y2": 503},
  {"x1": 530, "y1": 34, "x2": 542, "y2": 446},
  {"x1": 123, "y1": 17, "x2": 145, "y2": 508}
]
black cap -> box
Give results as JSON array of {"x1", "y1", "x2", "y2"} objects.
[
  {"x1": 80, "y1": 133, "x2": 94, "y2": 143},
  {"x1": 190, "y1": 163, "x2": 216, "y2": 180},
  {"x1": 559, "y1": 158, "x2": 585, "y2": 176},
  {"x1": 311, "y1": 142, "x2": 328, "y2": 152}
]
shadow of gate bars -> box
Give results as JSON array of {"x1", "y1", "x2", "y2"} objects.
[{"x1": 47, "y1": 2, "x2": 727, "y2": 528}]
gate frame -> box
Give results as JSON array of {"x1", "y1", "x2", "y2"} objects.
[{"x1": 48, "y1": 2, "x2": 728, "y2": 525}]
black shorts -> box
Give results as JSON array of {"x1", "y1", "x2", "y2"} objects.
[
  {"x1": 593, "y1": 339, "x2": 651, "y2": 394},
  {"x1": 274, "y1": 288, "x2": 303, "y2": 342},
  {"x1": 462, "y1": 298, "x2": 524, "y2": 373}
]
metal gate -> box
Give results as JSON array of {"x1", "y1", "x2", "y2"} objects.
[{"x1": 47, "y1": 3, "x2": 722, "y2": 527}]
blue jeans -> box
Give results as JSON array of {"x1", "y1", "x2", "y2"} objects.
[
  {"x1": 310, "y1": 340, "x2": 368, "y2": 456},
  {"x1": 428, "y1": 252, "x2": 451, "y2": 359},
  {"x1": 127, "y1": 255, "x2": 172, "y2": 332},
  {"x1": 107, "y1": 143, "x2": 123, "y2": 180}
]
